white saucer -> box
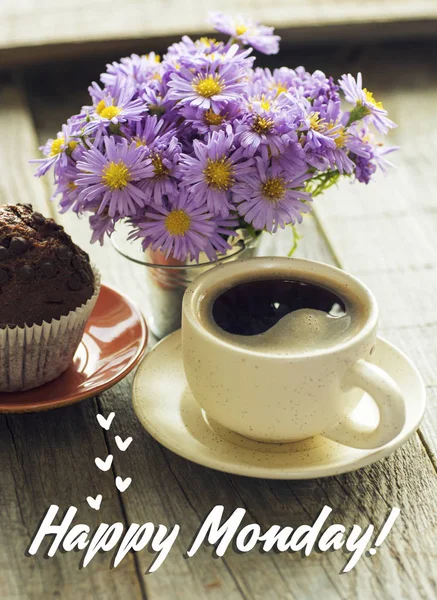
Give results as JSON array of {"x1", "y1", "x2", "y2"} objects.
[{"x1": 132, "y1": 331, "x2": 426, "y2": 479}]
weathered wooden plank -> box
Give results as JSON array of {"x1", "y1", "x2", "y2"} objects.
[
  {"x1": 0, "y1": 84, "x2": 145, "y2": 600},
  {"x1": 1, "y1": 0, "x2": 437, "y2": 67},
  {"x1": 0, "y1": 82, "x2": 50, "y2": 214}
]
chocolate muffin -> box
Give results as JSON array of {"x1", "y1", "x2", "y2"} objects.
[
  {"x1": 0, "y1": 204, "x2": 95, "y2": 328},
  {"x1": 0, "y1": 204, "x2": 100, "y2": 392}
]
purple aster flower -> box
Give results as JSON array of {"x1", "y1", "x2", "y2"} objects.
[
  {"x1": 344, "y1": 125, "x2": 373, "y2": 159},
  {"x1": 194, "y1": 36, "x2": 226, "y2": 55},
  {"x1": 52, "y1": 162, "x2": 82, "y2": 213},
  {"x1": 31, "y1": 121, "x2": 81, "y2": 177},
  {"x1": 164, "y1": 35, "x2": 233, "y2": 65},
  {"x1": 326, "y1": 136, "x2": 355, "y2": 174},
  {"x1": 347, "y1": 125, "x2": 398, "y2": 169},
  {"x1": 75, "y1": 137, "x2": 154, "y2": 218},
  {"x1": 292, "y1": 68, "x2": 340, "y2": 117},
  {"x1": 165, "y1": 35, "x2": 206, "y2": 59},
  {"x1": 373, "y1": 144, "x2": 398, "y2": 174},
  {"x1": 252, "y1": 67, "x2": 296, "y2": 100},
  {"x1": 339, "y1": 73, "x2": 396, "y2": 134},
  {"x1": 180, "y1": 102, "x2": 241, "y2": 135},
  {"x1": 89, "y1": 211, "x2": 116, "y2": 245},
  {"x1": 169, "y1": 35, "x2": 227, "y2": 59},
  {"x1": 209, "y1": 12, "x2": 280, "y2": 55},
  {"x1": 203, "y1": 214, "x2": 240, "y2": 260},
  {"x1": 141, "y1": 84, "x2": 176, "y2": 120},
  {"x1": 83, "y1": 83, "x2": 146, "y2": 135},
  {"x1": 101, "y1": 52, "x2": 162, "y2": 90},
  {"x1": 129, "y1": 191, "x2": 223, "y2": 262},
  {"x1": 201, "y1": 43, "x2": 255, "y2": 72},
  {"x1": 311, "y1": 75, "x2": 340, "y2": 118},
  {"x1": 139, "y1": 136, "x2": 182, "y2": 204},
  {"x1": 167, "y1": 54, "x2": 248, "y2": 112},
  {"x1": 352, "y1": 154, "x2": 377, "y2": 184},
  {"x1": 132, "y1": 115, "x2": 176, "y2": 150},
  {"x1": 349, "y1": 126, "x2": 398, "y2": 183},
  {"x1": 234, "y1": 158, "x2": 312, "y2": 232},
  {"x1": 234, "y1": 99, "x2": 290, "y2": 157},
  {"x1": 273, "y1": 135, "x2": 308, "y2": 178},
  {"x1": 302, "y1": 111, "x2": 336, "y2": 152},
  {"x1": 179, "y1": 126, "x2": 254, "y2": 217},
  {"x1": 255, "y1": 67, "x2": 340, "y2": 121},
  {"x1": 301, "y1": 102, "x2": 355, "y2": 174}
]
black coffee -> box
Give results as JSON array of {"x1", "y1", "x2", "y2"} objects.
[
  {"x1": 212, "y1": 279, "x2": 346, "y2": 336},
  {"x1": 205, "y1": 276, "x2": 364, "y2": 354}
]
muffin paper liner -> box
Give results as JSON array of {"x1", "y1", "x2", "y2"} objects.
[{"x1": 0, "y1": 266, "x2": 101, "y2": 393}]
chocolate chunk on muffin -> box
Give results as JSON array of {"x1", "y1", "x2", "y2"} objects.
[{"x1": 0, "y1": 204, "x2": 95, "y2": 328}]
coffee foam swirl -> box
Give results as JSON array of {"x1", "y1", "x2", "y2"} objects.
[{"x1": 218, "y1": 308, "x2": 355, "y2": 354}]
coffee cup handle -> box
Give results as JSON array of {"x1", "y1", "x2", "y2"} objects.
[{"x1": 323, "y1": 359, "x2": 406, "y2": 450}]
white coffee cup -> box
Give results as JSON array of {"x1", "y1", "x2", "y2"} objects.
[{"x1": 182, "y1": 257, "x2": 406, "y2": 449}]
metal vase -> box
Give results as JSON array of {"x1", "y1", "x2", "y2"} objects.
[{"x1": 112, "y1": 228, "x2": 259, "y2": 339}]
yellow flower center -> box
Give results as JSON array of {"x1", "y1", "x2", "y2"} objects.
[
  {"x1": 134, "y1": 136, "x2": 147, "y2": 148},
  {"x1": 165, "y1": 210, "x2": 191, "y2": 236},
  {"x1": 102, "y1": 161, "x2": 131, "y2": 190},
  {"x1": 193, "y1": 74, "x2": 223, "y2": 98},
  {"x1": 67, "y1": 140, "x2": 77, "y2": 153},
  {"x1": 261, "y1": 177, "x2": 286, "y2": 203},
  {"x1": 50, "y1": 138, "x2": 65, "y2": 156},
  {"x1": 236, "y1": 24, "x2": 248, "y2": 36},
  {"x1": 100, "y1": 105, "x2": 121, "y2": 120},
  {"x1": 144, "y1": 52, "x2": 161, "y2": 63},
  {"x1": 67, "y1": 181, "x2": 78, "y2": 191},
  {"x1": 275, "y1": 83, "x2": 288, "y2": 97},
  {"x1": 332, "y1": 126, "x2": 349, "y2": 148},
  {"x1": 260, "y1": 96, "x2": 271, "y2": 111},
  {"x1": 308, "y1": 112, "x2": 323, "y2": 131},
  {"x1": 199, "y1": 37, "x2": 218, "y2": 48},
  {"x1": 363, "y1": 88, "x2": 384, "y2": 109},
  {"x1": 149, "y1": 104, "x2": 166, "y2": 117},
  {"x1": 204, "y1": 108, "x2": 225, "y2": 126},
  {"x1": 252, "y1": 115, "x2": 274, "y2": 135},
  {"x1": 96, "y1": 100, "x2": 106, "y2": 115},
  {"x1": 203, "y1": 157, "x2": 235, "y2": 190},
  {"x1": 151, "y1": 154, "x2": 169, "y2": 178}
]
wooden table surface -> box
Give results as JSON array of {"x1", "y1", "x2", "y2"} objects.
[{"x1": 1, "y1": 38, "x2": 437, "y2": 599}]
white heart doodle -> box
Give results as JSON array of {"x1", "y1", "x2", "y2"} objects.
[
  {"x1": 115, "y1": 436, "x2": 133, "y2": 452},
  {"x1": 96, "y1": 412, "x2": 115, "y2": 431},
  {"x1": 115, "y1": 476, "x2": 132, "y2": 493},
  {"x1": 86, "y1": 495, "x2": 102, "y2": 510},
  {"x1": 95, "y1": 455, "x2": 113, "y2": 472}
]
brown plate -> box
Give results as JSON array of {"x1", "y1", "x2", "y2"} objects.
[{"x1": 0, "y1": 283, "x2": 148, "y2": 413}]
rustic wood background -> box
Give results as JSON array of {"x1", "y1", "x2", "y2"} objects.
[
  {"x1": 0, "y1": 27, "x2": 436, "y2": 600},
  {"x1": 0, "y1": 0, "x2": 437, "y2": 66}
]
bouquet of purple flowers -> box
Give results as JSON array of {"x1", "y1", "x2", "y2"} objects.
[{"x1": 33, "y1": 13, "x2": 397, "y2": 263}]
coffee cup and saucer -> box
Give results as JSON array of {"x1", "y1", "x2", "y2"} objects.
[{"x1": 133, "y1": 258, "x2": 426, "y2": 479}]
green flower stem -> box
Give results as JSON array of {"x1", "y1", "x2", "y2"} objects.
[
  {"x1": 288, "y1": 224, "x2": 301, "y2": 257},
  {"x1": 346, "y1": 104, "x2": 370, "y2": 127}
]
